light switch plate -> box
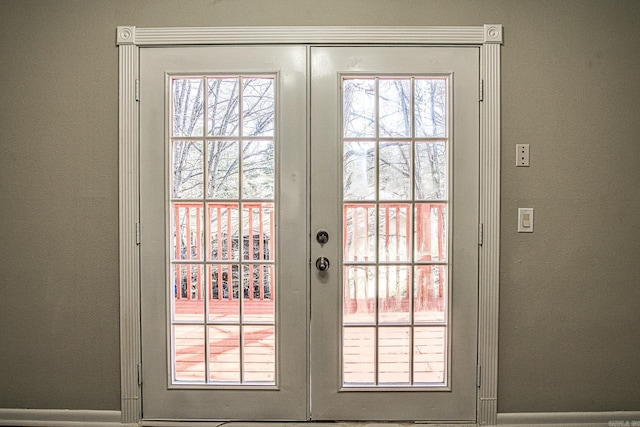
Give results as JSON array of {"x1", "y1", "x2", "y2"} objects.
[{"x1": 518, "y1": 208, "x2": 534, "y2": 232}]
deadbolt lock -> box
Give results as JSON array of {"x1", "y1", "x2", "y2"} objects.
[{"x1": 316, "y1": 230, "x2": 329, "y2": 244}]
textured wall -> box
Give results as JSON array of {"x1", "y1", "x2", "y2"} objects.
[{"x1": 0, "y1": 0, "x2": 638, "y2": 414}]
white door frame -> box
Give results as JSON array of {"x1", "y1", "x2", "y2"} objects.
[{"x1": 117, "y1": 25, "x2": 502, "y2": 426}]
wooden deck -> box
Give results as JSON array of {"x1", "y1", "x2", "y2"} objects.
[
  {"x1": 173, "y1": 300, "x2": 446, "y2": 385},
  {"x1": 170, "y1": 200, "x2": 447, "y2": 385}
]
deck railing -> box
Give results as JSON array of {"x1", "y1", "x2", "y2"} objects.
[
  {"x1": 172, "y1": 202, "x2": 274, "y2": 303},
  {"x1": 172, "y1": 202, "x2": 445, "y2": 310},
  {"x1": 342, "y1": 203, "x2": 446, "y2": 313}
]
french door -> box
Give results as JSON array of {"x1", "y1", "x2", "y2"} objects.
[
  {"x1": 310, "y1": 46, "x2": 479, "y2": 421},
  {"x1": 140, "y1": 45, "x2": 479, "y2": 422}
]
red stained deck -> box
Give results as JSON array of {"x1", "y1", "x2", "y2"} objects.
[{"x1": 172, "y1": 299, "x2": 446, "y2": 385}]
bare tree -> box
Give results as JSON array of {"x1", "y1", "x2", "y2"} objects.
[
  {"x1": 172, "y1": 77, "x2": 275, "y2": 201},
  {"x1": 342, "y1": 78, "x2": 447, "y2": 201}
]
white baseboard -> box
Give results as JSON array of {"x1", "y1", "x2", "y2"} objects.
[
  {"x1": 3, "y1": 409, "x2": 638, "y2": 427},
  {"x1": 0, "y1": 408, "x2": 130, "y2": 427},
  {"x1": 498, "y1": 411, "x2": 640, "y2": 427}
]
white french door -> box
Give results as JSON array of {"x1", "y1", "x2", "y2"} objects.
[
  {"x1": 140, "y1": 46, "x2": 309, "y2": 421},
  {"x1": 310, "y1": 46, "x2": 479, "y2": 421},
  {"x1": 139, "y1": 45, "x2": 479, "y2": 422}
]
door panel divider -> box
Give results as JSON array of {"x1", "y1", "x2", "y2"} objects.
[{"x1": 118, "y1": 25, "x2": 502, "y2": 425}]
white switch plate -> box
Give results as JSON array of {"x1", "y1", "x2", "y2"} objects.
[
  {"x1": 516, "y1": 144, "x2": 530, "y2": 167},
  {"x1": 518, "y1": 208, "x2": 534, "y2": 233}
]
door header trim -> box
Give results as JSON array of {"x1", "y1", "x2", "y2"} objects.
[{"x1": 117, "y1": 25, "x2": 503, "y2": 46}]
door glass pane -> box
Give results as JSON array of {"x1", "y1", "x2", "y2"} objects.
[
  {"x1": 173, "y1": 78, "x2": 204, "y2": 137},
  {"x1": 415, "y1": 203, "x2": 447, "y2": 263},
  {"x1": 414, "y1": 265, "x2": 447, "y2": 323},
  {"x1": 415, "y1": 141, "x2": 446, "y2": 200},
  {"x1": 242, "y1": 78, "x2": 274, "y2": 137},
  {"x1": 172, "y1": 204, "x2": 203, "y2": 262},
  {"x1": 343, "y1": 204, "x2": 376, "y2": 262},
  {"x1": 208, "y1": 264, "x2": 240, "y2": 323},
  {"x1": 378, "y1": 265, "x2": 411, "y2": 324},
  {"x1": 242, "y1": 141, "x2": 274, "y2": 199},
  {"x1": 343, "y1": 78, "x2": 376, "y2": 138},
  {"x1": 208, "y1": 203, "x2": 240, "y2": 261},
  {"x1": 208, "y1": 78, "x2": 240, "y2": 137},
  {"x1": 415, "y1": 78, "x2": 447, "y2": 138},
  {"x1": 242, "y1": 203, "x2": 274, "y2": 261},
  {"x1": 207, "y1": 140, "x2": 239, "y2": 199},
  {"x1": 378, "y1": 327, "x2": 411, "y2": 384},
  {"x1": 379, "y1": 141, "x2": 411, "y2": 200},
  {"x1": 343, "y1": 265, "x2": 376, "y2": 324},
  {"x1": 209, "y1": 325, "x2": 240, "y2": 382},
  {"x1": 343, "y1": 141, "x2": 376, "y2": 201},
  {"x1": 413, "y1": 326, "x2": 446, "y2": 384},
  {"x1": 243, "y1": 325, "x2": 275, "y2": 383},
  {"x1": 343, "y1": 327, "x2": 375, "y2": 385},
  {"x1": 173, "y1": 325, "x2": 205, "y2": 383},
  {"x1": 242, "y1": 264, "x2": 275, "y2": 323},
  {"x1": 378, "y1": 203, "x2": 411, "y2": 262},
  {"x1": 172, "y1": 141, "x2": 204, "y2": 199},
  {"x1": 379, "y1": 79, "x2": 411, "y2": 138},
  {"x1": 173, "y1": 264, "x2": 205, "y2": 322},
  {"x1": 342, "y1": 76, "x2": 449, "y2": 387},
  {"x1": 170, "y1": 76, "x2": 277, "y2": 385}
]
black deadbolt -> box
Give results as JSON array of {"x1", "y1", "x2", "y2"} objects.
[{"x1": 316, "y1": 230, "x2": 329, "y2": 244}]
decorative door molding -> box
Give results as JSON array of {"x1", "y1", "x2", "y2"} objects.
[{"x1": 117, "y1": 25, "x2": 502, "y2": 425}]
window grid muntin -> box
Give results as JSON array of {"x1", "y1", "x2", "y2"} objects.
[
  {"x1": 169, "y1": 74, "x2": 277, "y2": 386},
  {"x1": 341, "y1": 75, "x2": 450, "y2": 387}
]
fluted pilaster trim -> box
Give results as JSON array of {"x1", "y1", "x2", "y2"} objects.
[
  {"x1": 118, "y1": 42, "x2": 141, "y2": 424},
  {"x1": 477, "y1": 41, "x2": 502, "y2": 426}
]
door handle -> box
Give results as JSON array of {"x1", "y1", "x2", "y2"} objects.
[{"x1": 315, "y1": 257, "x2": 330, "y2": 272}]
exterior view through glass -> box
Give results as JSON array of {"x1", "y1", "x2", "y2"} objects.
[
  {"x1": 170, "y1": 76, "x2": 276, "y2": 384},
  {"x1": 342, "y1": 77, "x2": 449, "y2": 386},
  {"x1": 168, "y1": 74, "x2": 449, "y2": 387}
]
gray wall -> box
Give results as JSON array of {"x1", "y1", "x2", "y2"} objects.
[{"x1": 1, "y1": 0, "x2": 638, "y2": 415}]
